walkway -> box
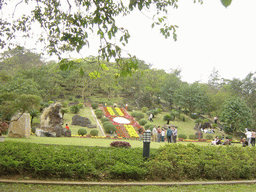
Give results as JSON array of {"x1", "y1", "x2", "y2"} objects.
[{"x1": 1, "y1": 179, "x2": 256, "y2": 186}]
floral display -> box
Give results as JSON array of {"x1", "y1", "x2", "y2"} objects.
[
  {"x1": 124, "y1": 124, "x2": 139, "y2": 138},
  {"x1": 115, "y1": 107, "x2": 124, "y2": 116}
]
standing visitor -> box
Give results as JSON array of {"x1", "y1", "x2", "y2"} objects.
[
  {"x1": 149, "y1": 113, "x2": 153, "y2": 122},
  {"x1": 245, "y1": 129, "x2": 252, "y2": 146},
  {"x1": 125, "y1": 103, "x2": 128, "y2": 110},
  {"x1": 152, "y1": 125, "x2": 157, "y2": 142},
  {"x1": 157, "y1": 126, "x2": 161, "y2": 142},
  {"x1": 161, "y1": 128, "x2": 165, "y2": 142},
  {"x1": 167, "y1": 126, "x2": 172, "y2": 143},
  {"x1": 172, "y1": 127, "x2": 177, "y2": 143},
  {"x1": 251, "y1": 129, "x2": 256, "y2": 146}
]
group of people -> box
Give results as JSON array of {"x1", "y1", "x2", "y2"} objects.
[
  {"x1": 211, "y1": 136, "x2": 230, "y2": 145},
  {"x1": 151, "y1": 125, "x2": 178, "y2": 143}
]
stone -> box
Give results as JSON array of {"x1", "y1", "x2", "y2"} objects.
[
  {"x1": 35, "y1": 128, "x2": 55, "y2": 137},
  {"x1": 72, "y1": 115, "x2": 91, "y2": 127},
  {"x1": 87, "y1": 124, "x2": 97, "y2": 128},
  {"x1": 8, "y1": 113, "x2": 31, "y2": 138}
]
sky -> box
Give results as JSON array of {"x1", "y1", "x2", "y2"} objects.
[{"x1": 4, "y1": 0, "x2": 256, "y2": 84}]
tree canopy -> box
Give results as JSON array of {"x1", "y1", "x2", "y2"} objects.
[{"x1": 0, "y1": 0, "x2": 231, "y2": 76}]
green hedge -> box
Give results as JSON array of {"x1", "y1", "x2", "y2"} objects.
[{"x1": 1, "y1": 142, "x2": 256, "y2": 181}]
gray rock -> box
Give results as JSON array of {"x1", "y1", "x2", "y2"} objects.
[
  {"x1": 87, "y1": 124, "x2": 97, "y2": 128},
  {"x1": 71, "y1": 115, "x2": 91, "y2": 127}
]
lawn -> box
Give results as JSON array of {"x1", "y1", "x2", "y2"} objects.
[{"x1": 1, "y1": 183, "x2": 256, "y2": 192}]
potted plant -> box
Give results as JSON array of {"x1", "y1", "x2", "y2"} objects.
[{"x1": 0, "y1": 122, "x2": 8, "y2": 142}]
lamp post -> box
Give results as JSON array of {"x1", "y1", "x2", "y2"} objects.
[{"x1": 143, "y1": 129, "x2": 151, "y2": 158}]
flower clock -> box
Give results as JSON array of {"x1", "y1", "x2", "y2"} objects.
[{"x1": 102, "y1": 106, "x2": 141, "y2": 139}]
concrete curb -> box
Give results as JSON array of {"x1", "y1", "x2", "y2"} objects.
[{"x1": 1, "y1": 179, "x2": 256, "y2": 186}]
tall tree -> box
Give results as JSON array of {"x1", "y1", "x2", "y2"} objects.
[{"x1": 220, "y1": 97, "x2": 254, "y2": 135}]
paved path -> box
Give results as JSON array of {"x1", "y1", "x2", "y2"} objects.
[{"x1": 1, "y1": 179, "x2": 256, "y2": 186}]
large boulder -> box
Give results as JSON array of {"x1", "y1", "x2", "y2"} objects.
[
  {"x1": 8, "y1": 113, "x2": 31, "y2": 138},
  {"x1": 72, "y1": 115, "x2": 91, "y2": 127}
]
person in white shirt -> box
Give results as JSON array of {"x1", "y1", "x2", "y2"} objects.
[
  {"x1": 152, "y1": 126, "x2": 157, "y2": 142},
  {"x1": 245, "y1": 128, "x2": 252, "y2": 147}
]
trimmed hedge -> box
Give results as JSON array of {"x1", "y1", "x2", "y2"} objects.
[
  {"x1": 1, "y1": 142, "x2": 256, "y2": 181},
  {"x1": 178, "y1": 134, "x2": 187, "y2": 139},
  {"x1": 78, "y1": 128, "x2": 87, "y2": 136}
]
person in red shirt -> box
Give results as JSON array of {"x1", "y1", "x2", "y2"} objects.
[{"x1": 65, "y1": 124, "x2": 69, "y2": 130}]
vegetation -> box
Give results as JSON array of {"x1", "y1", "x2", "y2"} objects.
[{"x1": 77, "y1": 128, "x2": 87, "y2": 136}]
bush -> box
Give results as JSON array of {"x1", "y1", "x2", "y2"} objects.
[
  {"x1": 135, "y1": 113, "x2": 144, "y2": 121},
  {"x1": 178, "y1": 134, "x2": 187, "y2": 139},
  {"x1": 70, "y1": 105, "x2": 80, "y2": 114},
  {"x1": 91, "y1": 103, "x2": 98, "y2": 109},
  {"x1": 104, "y1": 123, "x2": 116, "y2": 134},
  {"x1": 126, "y1": 105, "x2": 133, "y2": 111},
  {"x1": 156, "y1": 108, "x2": 162, "y2": 114},
  {"x1": 101, "y1": 117, "x2": 109, "y2": 123},
  {"x1": 77, "y1": 103, "x2": 84, "y2": 109},
  {"x1": 139, "y1": 119, "x2": 147, "y2": 126},
  {"x1": 212, "y1": 123, "x2": 218, "y2": 128},
  {"x1": 163, "y1": 114, "x2": 174, "y2": 124},
  {"x1": 90, "y1": 129, "x2": 99, "y2": 136},
  {"x1": 189, "y1": 135, "x2": 197, "y2": 140},
  {"x1": 144, "y1": 124, "x2": 155, "y2": 131},
  {"x1": 95, "y1": 110, "x2": 104, "y2": 119},
  {"x1": 78, "y1": 128, "x2": 87, "y2": 136},
  {"x1": 142, "y1": 107, "x2": 148, "y2": 113},
  {"x1": 131, "y1": 112, "x2": 137, "y2": 117},
  {"x1": 190, "y1": 113, "x2": 198, "y2": 119},
  {"x1": 110, "y1": 141, "x2": 131, "y2": 148},
  {"x1": 205, "y1": 135, "x2": 213, "y2": 140}
]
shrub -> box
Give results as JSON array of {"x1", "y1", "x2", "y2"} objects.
[
  {"x1": 131, "y1": 112, "x2": 137, "y2": 117},
  {"x1": 78, "y1": 128, "x2": 87, "y2": 136},
  {"x1": 70, "y1": 105, "x2": 80, "y2": 114},
  {"x1": 90, "y1": 129, "x2": 99, "y2": 136},
  {"x1": 135, "y1": 113, "x2": 144, "y2": 121},
  {"x1": 101, "y1": 117, "x2": 109, "y2": 123},
  {"x1": 48, "y1": 100, "x2": 54, "y2": 105},
  {"x1": 227, "y1": 135, "x2": 233, "y2": 140},
  {"x1": 205, "y1": 135, "x2": 213, "y2": 140},
  {"x1": 0, "y1": 122, "x2": 8, "y2": 136},
  {"x1": 126, "y1": 105, "x2": 133, "y2": 111},
  {"x1": 77, "y1": 103, "x2": 84, "y2": 109},
  {"x1": 178, "y1": 134, "x2": 187, "y2": 139},
  {"x1": 156, "y1": 108, "x2": 162, "y2": 114},
  {"x1": 95, "y1": 110, "x2": 104, "y2": 119},
  {"x1": 144, "y1": 124, "x2": 155, "y2": 131},
  {"x1": 104, "y1": 123, "x2": 116, "y2": 134},
  {"x1": 103, "y1": 121, "x2": 112, "y2": 128},
  {"x1": 189, "y1": 135, "x2": 197, "y2": 140},
  {"x1": 68, "y1": 97, "x2": 73, "y2": 101},
  {"x1": 110, "y1": 141, "x2": 131, "y2": 148},
  {"x1": 190, "y1": 113, "x2": 198, "y2": 119},
  {"x1": 142, "y1": 107, "x2": 148, "y2": 113},
  {"x1": 139, "y1": 119, "x2": 147, "y2": 126},
  {"x1": 91, "y1": 103, "x2": 98, "y2": 109},
  {"x1": 163, "y1": 114, "x2": 174, "y2": 124}
]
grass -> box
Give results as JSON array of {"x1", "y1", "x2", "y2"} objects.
[{"x1": 1, "y1": 183, "x2": 256, "y2": 192}]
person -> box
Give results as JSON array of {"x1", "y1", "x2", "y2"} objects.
[
  {"x1": 214, "y1": 116, "x2": 218, "y2": 124},
  {"x1": 149, "y1": 113, "x2": 153, "y2": 122},
  {"x1": 172, "y1": 127, "x2": 177, "y2": 143},
  {"x1": 251, "y1": 129, "x2": 256, "y2": 147},
  {"x1": 242, "y1": 137, "x2": 248, "y2": 147},
  {"x1": 65, "y1": 124, "x2": 69, "y2": 130},
  {"x1": 113, "y1": 103, "x2": 117, "y2": 108},
  {"x1": 167, "y1": 126, "x2": 172, "y2": 143},
  {"x1": 125, "y1": 103, "x2": 128, "y2": 110},
  {"x1": 161, "y1": 128, "x2": 165, "y2": 142},
  {"x1": 138, "y1": 127, "x2": 144, "y2": 141},
  {"x1": 157, "y1": 126, "x2": 161, "y2": 142},
  {"x1": 222, "y1": 137, "x2": 231, "y2": 145},
  {"x1": 152, "y1": 125, "x2": 157, "y2": 142},
  {"x1": 211, "y1": 139, "x2": 216, "y2": 145},
  {"x1": 245, "y1": 128, "x2": 252, "y2": 147},
  {"x1": 215, "y1": 136, "x2": 222, "y2": 145}
]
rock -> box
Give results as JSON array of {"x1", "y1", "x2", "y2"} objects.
[
  {"x1": 71, "y1": 115, "x2": 91, "y2": 127},
  {"x1": 8, "y1": 113, "x2": 31, "y2": 138},
  {"x1": 35, "y1": 129, "x2": 46, "y2": 137},
  {"x1": 63, "y1": 128, "x2": 71, "y2": 137}
]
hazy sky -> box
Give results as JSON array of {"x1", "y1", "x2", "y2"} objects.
[{"x1": 6, "y1": 0, "x2": 256, "y2": 84}]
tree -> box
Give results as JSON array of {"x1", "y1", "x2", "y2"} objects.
[
  {"x1": 1, "y1": 0, "x2": 237, "y2": 76},
  {"x1": 220, "y1": 97, "x2": 254, "y2": 135},
  {"x1": 174, "y1": 82, "x2": 209, "y2": 115},
  {"x1": 163, "y1": 114, "x2": 174, "y2": 124}
]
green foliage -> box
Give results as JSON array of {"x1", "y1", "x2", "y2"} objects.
[
  {"x1": 205, "y1": 135, "x2": 213, "y2": 140},
  {"x1": 142, "y1": 107, "x2": 148, "y2": 113},
  {"x1": 138, "y1": 119, "x2": 147, "y2": 126},
  {"x1": 163, "y1": 114, "x2": 174, "y2": 124},
  {"x1": 156, "y1": 108, "x2": 162, "y2": 114},
  {"x1": 221, "y1": 0, "x2": 232, "y2": 8},
  {"x1": 126, "y1": 105, "x2": 133, "y2": 111},
  {"x1": 101, "y1": 117, "x2": 109, "y2": 123},
  {"x1": 47, "y1": 101, "x2": 54, "y2": 105},
  {"x1": 220, "y1": 97, "x2": 254, "y2": 133},
  {"x1": 178, "y1": 134, "x2": 187, "y2": 139},
  {"x1": 135, "y1": 113, "x2": 144, "y2": 121},
  {"x1": 78, "y1": 128, "x2": 87, "y2": 136},
  {"x1": 104, "y1": 123, "x2": 116, "y2": 134},
  {"x1": 90, "y1": 129, "x2": 99, "y2": 136},
  {"x1": 227, "y1": 135, "x2": 233, "y2": 140},
  {"x1": 144, "y1": 124, "x2": 155, "y2": 131},
  {"x1": 189, "y1": 135, "x2": 198, "y2": 140},
  {"x1": 131, "y1": 112, "x2": 137, "y2": 117},
  {"x1": 91, "y1": 103, "x2": 98, "y2": 109},
  {"x1": 70, "y1": 105, "x2": 80, "y2": 114},
  {"x1": 212, "y1": 123, "x2": 218, "y2": 128},
  {"x1": 77, "y1": 103, "x2": 84, "y2": 109},
  {"x1": 190, "y1": 113, "x2": 199, "y2": 119},
  {"x1": 95, "y1": 110, "x2": 104, "y2": 119}
]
